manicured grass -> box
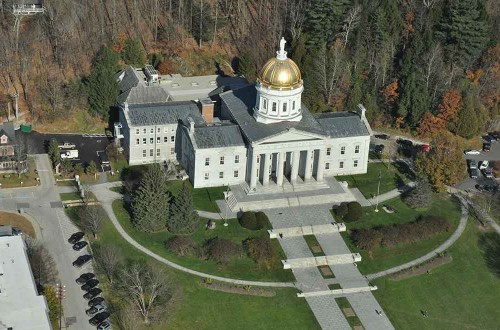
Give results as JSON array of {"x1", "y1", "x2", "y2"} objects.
[
  {"x1": 335, "y1": 297, "x2": 363, "y2": 328},
  {"x1": 0, "y1": 211, "x2": 36, "y2": 238},
  {"x1": 70, "y1": 204, "x2": 319, "y2": 330},
  {"x1": 336, "y1": 162, "x2": 414, "y2": 198},
  {"x1": 328, "y1": 283, "x2": 342, "y2": 290},
  {"x1": 112, "y1": 199, "x2": 294, "y2": 282},
  {"x1": 373, "y1": 222, "x2": 500, "y2": 330},
  {"x1": 159, "y1": 179, "x2": 225, "y2": 212},
  {"x1": 343, "y1": 194, "x2": 461, "y2": 274},
  {"x1": 0, "y1": 157, "x2": 38, "y2": 188},
  {"x1": 59, "y1": 192, "x2": 82, "y2": 201}
]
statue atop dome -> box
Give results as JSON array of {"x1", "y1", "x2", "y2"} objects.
[{"x1": 277, "y1": 37, "x2": 287, "y2": 60}]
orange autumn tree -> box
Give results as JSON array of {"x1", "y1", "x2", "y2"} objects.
[
  {"x1": 382, "y1": 80, "x2": 399, "y2": 105},
  {"x1": 418, "y1": 112, "x2": 444, "y2": 136},
  {"x1": 418, "y1": 89, "x2": 462, "y2": 137}
]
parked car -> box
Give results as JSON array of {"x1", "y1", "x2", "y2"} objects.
[
  {"x1": 86, "y1": 303, "x2": 107, "y2": 316},
  {"x1": 483, "y1": 143, "x2": 491, "y2": 152},
  {"x1": 81, "y1": 279, "x2": 100, "y2": 291},
  {"x1": 61, "y1": 150, "x2": 79, "y2": 159},
  {"x1": 97, "y1": 319, "x2": 112, "y2": 330},
  {"x1": 476, "y1": 184, "x2": 498, "y2": 192},
  {"x1": 491, "y1": 131, "x2": 500, "y2": 140},
  {"x1": 470, "y1": 168, "x2": 479, "y2": 179},
  {"x1": 374, "y1": 144, "x2": 385, "y2": 154},
  {"x1": 397, "y1": 138, "x2": 413, "y2": 147},
  {"x1": 73, "y1": 255, "x2": 93, "y2": 268},
  {"x1": 98, "y1": 152, "x2": 110, "y2": 165},
  {"x1": 68, "y1": 232, "x2": 85, "y2": 244},
  {"x1": 418, "y1": 144, "x2": 431, "y2": 152},
  {"x1": 464, "y1": 149, "x2": 481, "y2": 155},
  {"x1": 73, "y1": 241, "x2": 88, "y2": 251},
  {"x1": 83, "y1": 288, "x2": 102, "y2": 300},
  {"x1": 58, "y1": 142, "x2": 76, "y2": 149},
  {"x1": 468, "y1": 160, "x2": 478, "y2": 169},
  {"x1": 483, "y1": 168, "x2": 493, "y2": 178},
  {"x1": 483, "y1": 135, "x2": 495, "y2": 143},
  {"x1": 89, "y1": 312, "x2": 110, "y2": 326},
  {"x1": 12, "y1": 227, "x2": 23, "y2": 235},
  {"x1": 374, "y1": 133, "x2": 390, "y2": 140},
  {"x1": 88, "y1": 297, "x2": 105, "y2": 307},
  {"x1": 76, "y1": 273, "x2": 95, "y2": 285},
  {"x1": 480, "y1": 161, "x2": 489, "y2": 170}
]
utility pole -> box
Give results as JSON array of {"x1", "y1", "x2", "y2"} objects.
[
  {"x1": 55, "y1": 283, "x2": 66, "y2": 330},
  {"x1": 374, "y1": 170, "x2": 381, "y2": 212},
  {"x1": 199, "y1": 0, "x2": 203, "y2": 47}
]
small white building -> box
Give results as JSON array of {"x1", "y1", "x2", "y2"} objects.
[
  {"x1": 0, "y1": 236, "x2": 52, "y2": 330},
  {"x1": 115, "y1": 38, "x2": 372, "y2": 189}
]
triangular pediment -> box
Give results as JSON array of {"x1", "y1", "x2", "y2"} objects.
[{"x1": 257, "y1": 128, "x2": 325, "y2": 144}]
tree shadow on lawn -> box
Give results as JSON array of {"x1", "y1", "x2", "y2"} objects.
[{"x1": 478, "y1": 232, "x2": 500, "y2": 278}]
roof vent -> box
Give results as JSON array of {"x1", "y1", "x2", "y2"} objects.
[
  {"x1": 171, "y1": 83, "x2": 180, "y2": 87},
  {"x1": 191, "y1": 82, "x2": 200, "y2": 87},
  {"x1": 209, "y1": 80, "x2": 217, "y2": 85}
]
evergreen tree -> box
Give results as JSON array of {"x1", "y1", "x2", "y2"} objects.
[
  {"x1": 347, "y1": 73, "x2": 362, "y2": 111},
  {"x1": 405, "y1": 177, "x2": 433, "y2": 209},
  {"x1": 306, "y1": 0, "x2": 350, "y2": 46},
  {"x1": 237, "y1": 52, "x2": 256, "y2": 78},
  {"x1": 398, "y1": 72, "x2": 429, "y2": 126},
  {"x1": 122, "y1": 38, "x2": 147, "y2": 67},
  {"x1": 132, "y1": 164, "x2": 170, "y2": 232},
  {"x1": 168, "y1": 181, "x2": 199, "y2": 234},
  {"x1": 437, "y1": 0, "x2": 489, "y2": 67},
  {"x1": 87, "y1": 46, "x2": 120, "y2": 121},
  {"x1": 47, "y1": 138, "x2": 60, "y2": 165},
  {"x1": 454, "y1": 94, "x2": 480, "y2": 139},
  {"x1": 86, "y1": 161, "x2": 98, "y2": 179}
]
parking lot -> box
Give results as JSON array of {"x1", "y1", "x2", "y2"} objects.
[
  {"x1": 457, "y1": 139, "x2": 499, "y2": 191},
  {"x1": 17, "y1": 131, "x2": 113, "y2": 171}
]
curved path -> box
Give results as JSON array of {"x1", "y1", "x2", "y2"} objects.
[
  {"x1": 366, "y1": 194, "x2": 469, "y2": 280},
  {"x1": 92, "y1": 185, "x2": 295, "y2": 288}
]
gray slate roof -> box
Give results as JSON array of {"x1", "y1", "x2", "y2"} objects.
[
  {"x1": 220, "y1": 85, "x2": 326, "y2": 143},
  {"x1": 193, "y1": 125, "x2": 245, "y2": 149},
  {"x1": 0, "y1": 122, "x2": 15, "y2": 141},
  {"x1": 127, "y1": 102, "x2": 204, "y2": 126},
  {"x1": 315, "y1": 112, "x2": 370, "y2": 138}
]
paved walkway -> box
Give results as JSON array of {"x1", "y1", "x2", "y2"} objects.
[
  {"x1": 91, "y1": 184, "x2": 294, "y2": 288},
  {"x1": 367, "y1": 194, "x2": 469, "y2": 280},
  {"x1": 463, "y1": 196, "x2": 500, "y2": 235},
  {"x1": 367, "y1": 181, "x2": 416, "y2": 205}
]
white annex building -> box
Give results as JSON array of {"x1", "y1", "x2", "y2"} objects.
[
  {"x1": 115, "y1": 38, "x2": 372, "y2": 190},
  {"x1": 0, "y1": 236, "x2": 52, "y2": 330}
]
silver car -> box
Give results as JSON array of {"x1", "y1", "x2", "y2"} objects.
[{"x1": 86, "y1": 303, "x2": 107, "y2": 316}]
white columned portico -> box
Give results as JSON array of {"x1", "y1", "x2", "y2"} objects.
[
  {"x1": 277, "y1": 151, "x2": 285, "y2": 186},
  {"x1": 316, "y1": 148, "x2": 325, "y2": 182},
  {"x1": 250, "y1": 150, "x2": 258, "y2": 190},
  {"x1": 263, "y1": 152, "x2": 270, "y2": 186},
  {"x1": 291, "y1": 150, "x2": 300, "y2": 183},
  {"x1": 304, "y1": 149, "x2": 312, "y2": 181}
]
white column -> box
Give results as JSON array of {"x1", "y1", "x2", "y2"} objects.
[
  {"x1": 304, "y1": 149, "x2": 312, "y2": 181},
  {"x1": 277, "y1": 151, "x2": 285, "y2": 186},
  {"x1": 291, "y1": 150, "x2": 300, "y2": 183},
  {"x1": 263, "y1": 152, "x2": 270, "y2": 186},
  {"x1": 250, "y1": 150, "x2": 258, "y2": 190},
  {"x1": 316, "y1": 149, "x2": 325, "y2": 182}
]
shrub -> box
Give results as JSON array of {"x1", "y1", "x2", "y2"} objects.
[
  {"x1": 239, "y1": 211, "x2": 265, "y2": 230},
  {"x1": 334, "y1": 203, "x2": 348, "y2": 218},
  {"x1": 244, "y1": 237, "x2": 278, "y2": 269},
  {"x1": 204, "y1": 238, "x2": 241, "y2": 263},
  {"x1": 255, "y1": 211, "x2": 270, "y2": 229},
  {"x1": 165, "y1": 236, "x2": 199, "y2": 257},
  {"x1": 344, "y1": 202, "x2": 363, "y2": 222},
  {"x1": 405, "y1": 178, "x2": 433, "y2": 209},
  {"x1": 351, "y1": 229, "x2": 383, "y2": 251}
]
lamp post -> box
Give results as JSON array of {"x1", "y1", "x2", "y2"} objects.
[
  {"x1": 374, "y1": 170, "x2": 381, "y2": 213},
  {"x1": 55, "y1": 283, "x2": 66, "y2": 330}
]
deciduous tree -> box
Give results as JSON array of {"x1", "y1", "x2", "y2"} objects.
[{"x1": 95, "y1": 245, "x2": 123, "y2": 284}]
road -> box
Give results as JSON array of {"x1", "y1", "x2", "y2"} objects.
[{"x1": 0, "y1": 154, "x2": 95, "y2": 329}]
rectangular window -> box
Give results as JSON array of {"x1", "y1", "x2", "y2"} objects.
[
  {"x1": 326, "y1": 148, "x2": 331, "y2": 156},
  {"x1": 171, "y1": 136, "x2": 175, "y2": 142},
  {"x1": 339, "y1": 161, "x2": 344, "y2": 169},
  {"x1": 283, "y1": 103, "x2": 287, "y2": 112},
  {"x1": 142, "y1": 138, "x2": 146, "y2": 145},
  {"x1": 234, "y1": 170, "x2": 239, "y2": 178},
  {"x1": 341, "y1": 146, "x2": 345, "y2": 155},
  {"x1": 204, "y1": 173, "x2": 209, "y2": 180},
  {"x1": 136, "y1": 139, "x2": 140, "y2": 145},
  {"x1": 157, "y1": 149, "x2": 160, "y2": 157},
  {"x1": 325, "y1": 162, "x2": 330, "y2": 169},
  {"x1": 256, "y1": 155, "x2": 260, "y2": 163},
  {"x1": 263, "y1": 99, "x2": 267, "y2": 109},
  {"x1": 219, "y1": 172, "x2": 224, "y2": 179},
  {"x1": 170, "y1": 148, "x2": 175, "y2": 155},
  {"x1": 354, "y1": 160, "x2": 358, "y2": 168},
  {"x1": 143, "y1": 128, "x2": 146, "y2": 134},
  {"x1": 150, "y1": 149, "x2": 153, "y2": 157},
  {"x1": 205, "y1": 157, "x2": 210, "y2": 166},
  {"x1": 157, "y1": 137, "x2": 161, "y2": 143},
  {"x1": 293, "y1": 100, "x2": 296, "y2": 110},
  {"x1": 136, "y1": 129, "x2": 140, "y2": 134},
  {"x1": 235, "y1": 155, "x2": 239, "y2": 163},
  {"x1": 355, "y1": 145, "x2": 360, "y2": 154},
  {"x1": 220, "y1": 156, "x2": 225, "y2": 165},
  {"x1": 157, "y1": 127, "x2": 161, "y2": 133},
  {"x1": 164, "y1": 127, "x2": 168, "y2": 133},
  {"x1": 142, "y1": 150, "x2": 146, "y2": 157},
  {"x1": 150, "y1": 128, "x2": 154, "y2": 134},
  {"x1": 272, "y1": 102, "x2": 277, "y2": 112},
  {"x1": 164, "y1": 136, "x2": 168, "y2": 143},
  {"x1": 150, "y1": 138, "x2": 154, "y2": 144}
]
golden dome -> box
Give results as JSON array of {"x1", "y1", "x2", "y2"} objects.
[{"x1": 257, "y1": 57, "x2": 303, "y2": 90}]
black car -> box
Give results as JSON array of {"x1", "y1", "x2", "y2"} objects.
[
  {"x1": 491, "y1": 131, "x2": 500, "y2": 140},
  {"x1": 484, "y1": 135, "x2": 495, "y2": 143},
  {"x1": 73, "y1": 241, "x2": 88, "y2": 251},
  {"x1": 73, "y1": 255, "x2": 93, "y2": 267},
  {"x1": 76, "y1": 273, "x2": 95, "y2": 285},
  {"x1": 88, "y1": 297, "x2": 105, "y2": 307},
  {"x1": 374, "y1": 144, "x2": 385, "y2": 154},
  {"x1": 374, "y1": 133, "x2": 390, "y2": 140},
  {"x1": 68, "y1": 232, "x2": 85, "y2": 244},
  {"x1": 397, "y1": 138, "x2": 413, "y2": 147},
  {"x1": 81, "y1": 279, "x2": 100, "y2": 291},
  {"x1": 470, "y1": 168, "x2": 479, "y2": 179},
  {"x1": 483, "y1": 143, "x2": 491, "y2": 152},
  {"x1": 89, "y1": 312, "x2": 110, "y2": 326},
  {"x1": 83, "y1": 288, "x2": 102, "y2": 300}
]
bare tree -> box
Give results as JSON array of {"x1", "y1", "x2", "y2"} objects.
[
  {"x1": 80, "y1": 204, "x2": 103, "y2": 239},
  {"x1": 114, "y1": 305, "x2": 143, "y2": 330},
  {"x1": 119, "y1": 263, "x2": 173, "y2": 323},
  {"x1": 25, "y1": 237, "x2": 58, "y2": 285},
  {"x1": 95, "y1": 245, "x2": 122, "y2": 284},
  {"x1": 339, "y1": 5, "x2": 362, "y2": 48},
  {"x1": 314, "y1": 41, "x2": 347, "y2": 105},
  {"x1": 13, "y1": 133, "x2": 33, "y2": 178}
]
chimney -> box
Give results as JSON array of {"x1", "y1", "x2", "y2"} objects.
[
  {"x1": 199, "y1": 98, "x2": 214, "y2": 124},
  {"x1": 187, "y1": 117, "x2": 195, "y2": 134},
  {"x1": 357, "y1": 104, "x2": 366, "y2": 119}
]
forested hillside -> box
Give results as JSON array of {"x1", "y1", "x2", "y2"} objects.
[{"x1": 0, "y1": 0, "x2": 499, "y2": 137}]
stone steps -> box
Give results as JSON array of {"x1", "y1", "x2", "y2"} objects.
[
  {"x1": 282, "y1": 253, "x2": 362, "y2": 269},
  {"x1": 268, "y1": 223, "x2": 346, "y2": 239}
]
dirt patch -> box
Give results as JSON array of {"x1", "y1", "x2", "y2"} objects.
[
  {"x1": 389, "y1": 254, "x2": 453, "y2": 280},
  {"x1": 201, "y1": 281, "x2": 276, "y2": 297},
  {"x1": 353, "y1": 326, "x2": 364, "y2": 330},
  {"x1": 0, "y1": 211, "x2": 36, "y2": 238},
  {"x1": 343, "y1": 307, "x2": 356, "y2": 317},
  {"x1": 319, "y1": 265, "x2": 334, "y2": 277},
  {"x1": 311, "y1": 245, "x2": 323, "y2": 254}
]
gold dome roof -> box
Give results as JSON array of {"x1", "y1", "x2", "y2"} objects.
[{"x1": 257, "y1": 37, "x2": 302, "y2": 90}]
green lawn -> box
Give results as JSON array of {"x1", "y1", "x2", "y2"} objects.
[
  {"x1": 373, "y1": 222, "x2": 500, "y2": 330},
  {"x1": 68, "y1": 204, "x2": 319, "y2": 329},
  {"x1": 112, "y1": 199, "x2": 294, "y2": 282},
  {"x1": 335, "y1": 297, "x2": 363, "y2": 328},
  {"x1": 59, "y1": 192, "x2": 82, "y2": 201},
  {"x1": 0, "y1": 157, "x2": 38, "y2": 188},
  {"x1": 343, "y1": 194, "x2": 461, "y2": 274},
  {"x1": 336, "y1": 162, "x2": 414, "y2": 198},
  {"x1": 167, "y1": 181, "x2": 226, "y2": 213}
]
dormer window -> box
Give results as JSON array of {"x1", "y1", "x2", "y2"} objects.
[{"x1": 0, "y1": 135, "x2": 7, "y2": 144}]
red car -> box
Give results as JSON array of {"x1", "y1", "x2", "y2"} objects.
[{"x1": 419, "y1": 144, "x2": 431, "y2": 152}]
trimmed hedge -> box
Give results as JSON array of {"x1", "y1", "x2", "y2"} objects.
[
  {"x1": 344, "y1": 202, "x2": 363, "y2": 222},
  {"x1": 351, "y1": 215, "x2": 451, "y2": 251},
  {"x1": 239, "y1": 211, "x2": 269, "y2": 230},
  {"x1": 334, "y1": 203, "x2": 348, "y2": 218},
  {"x1": 165, "y1": 236, "x2": 200, "y2": 257}
]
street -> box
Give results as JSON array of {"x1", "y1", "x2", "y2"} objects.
[{"x1": 0, "y1": 154, "x2": 95, "y2": 329}]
